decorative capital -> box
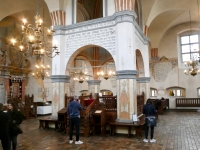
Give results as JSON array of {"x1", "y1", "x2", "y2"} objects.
[
  {"x1": 87, "y1": 80, "x2": 101, "y2": 85},
  {"x1": 51, "y1": 75, "x2": 71, "y2": 83},
  {"x1": 116, "y1": 70, "x2": 138, "y2": 79},
  {"x1": 136, "y1": 77, "x2": 151, "y2": 83}
]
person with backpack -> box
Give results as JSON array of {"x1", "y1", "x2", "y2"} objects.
[{"x1": 143, "y1": 99, "x2": 156, "y2": 143}]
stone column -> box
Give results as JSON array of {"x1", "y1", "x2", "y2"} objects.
[
  {"x1": 51, "y1": 75, "x2": 71, "y2": 117},
  {"x1": 87, "y1": 80, "x2": 101, "y2": 97},
  {"x1": 136, "y1": 77, "x2": 151, "y2": 104},
  {"x1": 116, "y1": 70, "x2": 138, "y2": 123}
]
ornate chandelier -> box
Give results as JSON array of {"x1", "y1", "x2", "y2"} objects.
[
  {"x1": 32, "y1": 62, "x2": 50, "y2": 80},
  {"x1": 184, "y1": 58, "x2": 200, "y2": 76},
  {"x1": 71, "y1": 71, "x2": 90, "y2": 83},
  {"x1": 97, "y1": 66, "x2": 115, "y2": 80},
  {"x1": 5, "y1": 0, "x2": 59, "y2": 58}
]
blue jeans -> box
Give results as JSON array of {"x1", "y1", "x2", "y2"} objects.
[
  {"x1": 145, "y1": 118, "x2": 155, "y2": 139},
  {"x1": 69, "y1": 117, "x2": 80, "y2": 141},
  {"x1": 9, "y1": 134, "x2": 17, "y2": 150}
]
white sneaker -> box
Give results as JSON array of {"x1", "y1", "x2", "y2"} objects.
[
  {"x1": 69, "y1": 140, "x2": 73, "y2": 144},
  {"x1": 150, "y1": 139, "x2": 156, "y2": 143},
  {"x1": 143, "y1": 139, "x2": 148, "y2": 143},
  {"x1": 75, "y1": 140, "x2": 83, "y2": 144}
]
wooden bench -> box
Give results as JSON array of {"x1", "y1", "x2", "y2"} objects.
[
  {"x1": 158, "y1": 99, "x2": 169, "y2": 114},
  {"x1": 176, "y1": 98, "x2": 200, "y2": 108},
  {"x1": 38, "y1": 118, "x2": 58, "y2": 130},
  {"x1": 110, "y1": 120, "x2": 145, "y2": 137},
  {"x1": 149, "y1": 99, "x2": 169, "y2": 114}
]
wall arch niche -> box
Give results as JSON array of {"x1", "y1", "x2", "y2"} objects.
[{"x1": 66, "y1": 44, "x2": 116, "y2": 96}]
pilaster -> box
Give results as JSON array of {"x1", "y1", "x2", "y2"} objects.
[
  {"x1": 116, "y1": 70, "x2": 138, "y2": 123},
  {"x1": 51, "y1": 75, "x2": 70, "y2": 117}
]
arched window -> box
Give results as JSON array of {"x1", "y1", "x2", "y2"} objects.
[{"x1": 166, "y1": 87, "x2": 185, "y2": 97}]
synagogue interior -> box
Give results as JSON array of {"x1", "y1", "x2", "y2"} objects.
[{"x1": 1, "y1": 0, "x2": 200, "y2": 149}]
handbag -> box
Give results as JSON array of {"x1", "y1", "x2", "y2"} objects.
[{"x1": 16, "y1": 125, "x2": 23, "y2": 134}]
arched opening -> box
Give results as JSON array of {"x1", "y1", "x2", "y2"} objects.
[
  {"x1": 66, "y1": 45, "x2": 116, "y2": 96},
  {"x1": 136, "y1": 49, "x2": 145, "y2": 77}
]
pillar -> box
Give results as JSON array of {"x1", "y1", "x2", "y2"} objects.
[
  {"x1": 116, "y1": 70, "x2": 138, "y2": 123},
  {"x1": 51, "y1": 75, "x2": 70, "y2": 117},
  {"x1": 87, "y1": 80, "x2": 101, "y2": 97}
]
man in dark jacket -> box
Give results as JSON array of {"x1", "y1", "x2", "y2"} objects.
[
  {"x1": 0, "y1": 103, "x2": 10, "y2": 150},
  {"x1": 143, "y1": 99, "x2": 156, "y2": 143},
  {"x1": 67, "y1": 96, "x2": 83, "y2": 144}
]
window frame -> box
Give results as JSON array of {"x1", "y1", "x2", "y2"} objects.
[
  {"x1": 150, "y1": 87, "x2": 157, "y2": 97},
  {"x1": 166, "y1": 87, "x2": 185, "y2": 97},
  {"x1": 180, "y1": 33, "x2": 200, "y2": 63}
]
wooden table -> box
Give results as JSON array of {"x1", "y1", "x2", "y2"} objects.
[{"x1": 110, "y1": 121, "x2": 145, "y2": 137}]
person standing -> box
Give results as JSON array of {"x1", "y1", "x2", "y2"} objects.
[
  {"x1": 0, "y1": 103, "x2": 10, "y2": 150},
  {"x1": 143, "y1": 99, "x2": 156, "y2": 143},
  {"x1": 7, "y1": 102, "x2": 24, "y2": 150},
  {"x1": 67, "y1": 96, "x2": 83, "y2": 144}
]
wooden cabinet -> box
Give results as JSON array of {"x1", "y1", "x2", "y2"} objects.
[{"x1": 92, "y1": 109, "x2": 106, "y2": 135}]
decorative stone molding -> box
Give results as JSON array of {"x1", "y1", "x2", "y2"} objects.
[
  {"x1": 116, "y1": 70, "x2": 138, "y2": 79},
  {"x1": 87, "y1": 80, "x2": 101, "y2": 85},
  {"x1": 51, "y1": 75, "x2": 71, "y2": 83},
  {"x1": 136, "y1": 77, "x2": 151, "y2": 83},
  {"x1": 53, "y1": 11, "x2": 149, "y2": 45}
]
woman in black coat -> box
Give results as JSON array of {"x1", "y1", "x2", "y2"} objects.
[{"x1": 7, "y1": 102, "x2": 24, "y2": 150}]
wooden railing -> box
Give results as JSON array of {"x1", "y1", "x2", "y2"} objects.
[
  {"x1": 148, "y1": 98, "x2": 169, "y2": 114},
  {"x1": 176, "y1": 98, "x2": 200, "y2": 107},
  {"x1": 97, "y1": 95, "x2": 117, "y2": 111}
]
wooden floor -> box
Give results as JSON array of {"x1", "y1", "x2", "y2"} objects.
[{"x1": 4, "y1": 110, "x2": 200, "y2": 150}]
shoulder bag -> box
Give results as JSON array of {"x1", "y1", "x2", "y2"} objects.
[{"x1": 146, "y1": 105, "x2": 156, "y2": 127}]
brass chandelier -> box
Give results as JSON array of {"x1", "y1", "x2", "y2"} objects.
[
  {"x1": 72, "y1": 71, "x2": 89, "y2": 83},
  {"x1": 32, "y1": 61, "x2": 50, "y2": 80},
  {"x1": 3, "y1": 0, "x2": 59, "y2": 58},
  {"x1": 97, "y1": 66, "x2": 115, "y2": 80},
  {"x1": 184, "y1": 58, "x2": 200, "y2": 76}
]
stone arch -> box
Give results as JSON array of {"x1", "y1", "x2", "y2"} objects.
[
  {"x1": 66, "y1": 44, "x2": 116, "y2": 72},
  {"x1": 65, "y1": 44, "x2": 116, "y2": 77},
  {"x1": 136, "y1": 49, "x2": 145, "y2": 77}
]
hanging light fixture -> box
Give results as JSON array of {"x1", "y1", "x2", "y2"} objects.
[
  {"x1": 3, "y1": 0, "x2": 59, "y2": 58},
  {"x1": 184, "y1": 9, "x2": 200, "y2": 76},
  {"x1": 184, "y1": 58, "x2": 200, "y2": 76},
  {"x1": 97, "y1": 50, "x2": 115, "y2": 80},
  {"x1": 32, "y1": 60, "x2": 50, "y2": 80},
  {"x1": 72, "y1": 71, "x2": 89, "y2": 83},
  {"x1": 97, "y1": 65, "x2": 115, "y2": 80}
]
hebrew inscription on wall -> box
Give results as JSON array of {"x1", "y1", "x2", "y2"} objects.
[{"x1": 65, "y1": 21, "x2": 116, "y2": 59}]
